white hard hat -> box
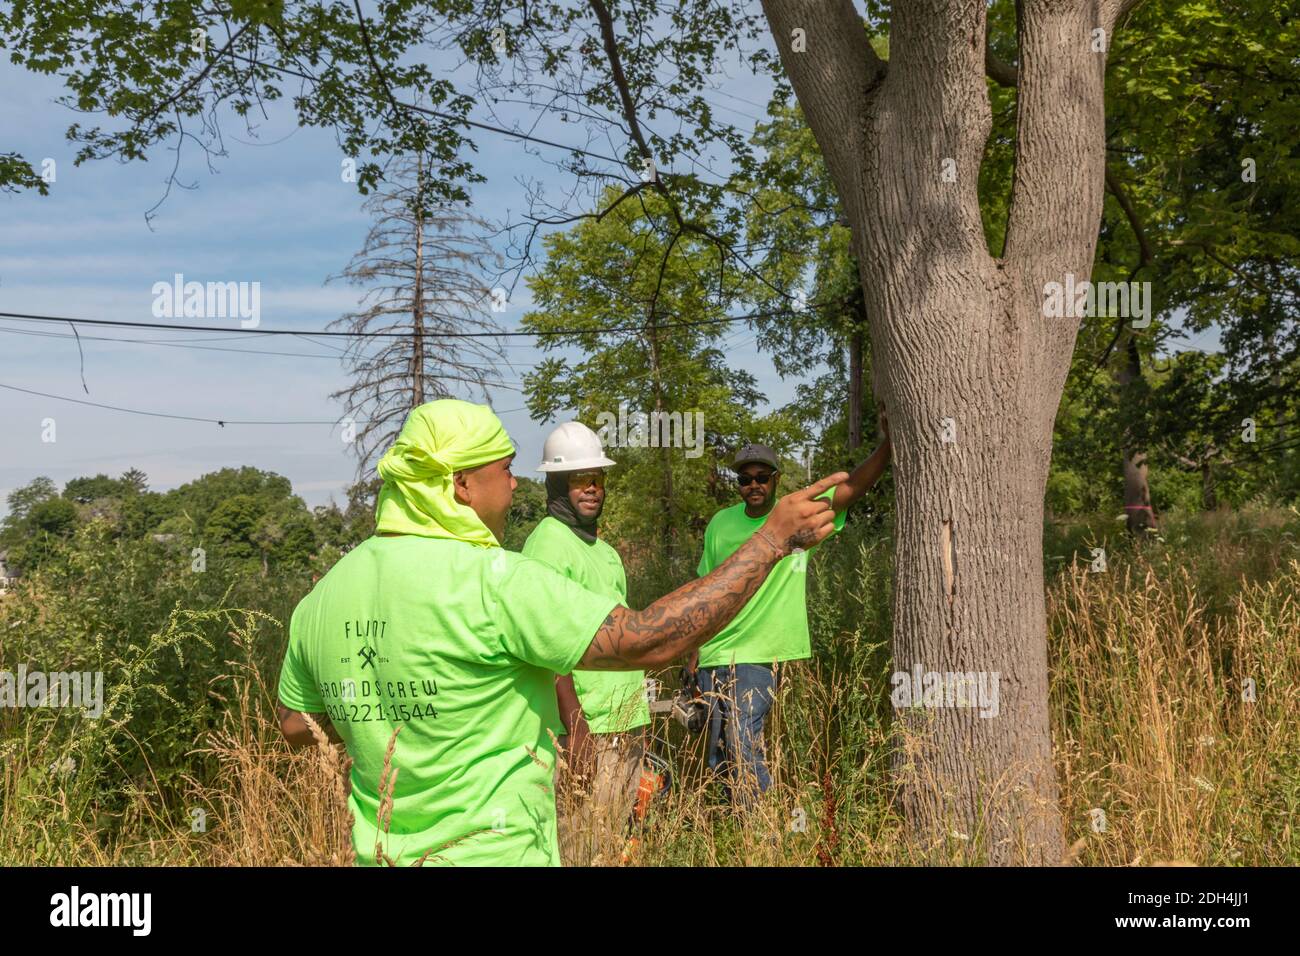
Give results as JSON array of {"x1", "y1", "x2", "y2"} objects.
[{"x1": 537, "y1": 421, "x2": 617, "y2": 472}]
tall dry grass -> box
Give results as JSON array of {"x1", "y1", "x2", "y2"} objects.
[
  {"x1": 1051, "y1": 559, "x2": 1299, "y2": 865},
  {"x1": 183, "y1": 636, "x2": 357, "y2": 867}
]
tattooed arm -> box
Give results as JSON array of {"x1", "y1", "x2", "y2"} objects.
[{"x1": 578, "y1": 472, "x2": 848, "y2": 670}]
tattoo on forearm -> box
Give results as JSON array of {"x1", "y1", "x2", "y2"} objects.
[
  {"x1": 783, "y1": 525, "x2": 820, "y2": 552},
  {"x1": 581, "y1": 531, "x2": 786, "y2": 669}
]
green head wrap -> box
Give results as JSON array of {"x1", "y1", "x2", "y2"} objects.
[{"x1": 374, "y1": 400, "x2": 516, "y2": 547}]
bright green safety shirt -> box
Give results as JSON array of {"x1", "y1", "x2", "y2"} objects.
[
  {"x1": 277, "y1": 534, "x2": 619, "y2": 866},
  {"x1": 695, "y1": 489, "x2": 845, "y2": 669},
  {"x1": 522, "y1": 516, "x2": 651, "y2": 733}
]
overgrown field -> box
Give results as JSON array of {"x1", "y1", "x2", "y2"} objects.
[{"x1": 3, "y1": 507, "x2": 1297, "y2": 865}]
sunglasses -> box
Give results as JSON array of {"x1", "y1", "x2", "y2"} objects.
[
  {"x1": 567, "y1": 470, "x2": 606, "y2": 489},
  {"x1": 736, "y1": 472, "x2": 774, "y2": 487}
]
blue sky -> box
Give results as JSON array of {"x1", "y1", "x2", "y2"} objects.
[{"x1": 0, "y1": 37, "x2": 796, "y2": 518}]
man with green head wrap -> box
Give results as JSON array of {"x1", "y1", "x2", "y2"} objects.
[{"x1": 277, "y1": 399, "x2": 847, "y2": 866}]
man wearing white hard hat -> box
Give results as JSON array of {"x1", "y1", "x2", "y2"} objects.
[{"x1": 522, "y1": 421, "x2": 649, "y2": 865}]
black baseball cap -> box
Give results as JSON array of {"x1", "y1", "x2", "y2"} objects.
[{"x1": 732, "y1": 443, "x2": 780, "y2": 471}]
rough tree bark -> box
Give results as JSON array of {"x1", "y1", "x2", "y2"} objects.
[{"x1": 762, "y1": 0, "x2": 1136, "y2": 864}]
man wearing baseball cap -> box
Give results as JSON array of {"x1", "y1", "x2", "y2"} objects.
[{"x1": 693, "y1": 419, "x2": 891, "y2": 806}]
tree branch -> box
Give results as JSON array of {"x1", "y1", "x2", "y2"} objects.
[
  {"x1": 1003, "y1": 0, "x2": 1118, "y2": 279},
  {"x1": 1095, "y1": 165, "x2": 1156, "y2": 367},
  {"x1": 986, "y1": 48, "x2": 1018, "y2": 88},
  {"x1": 758, "y1": 0, "x2": 883, "y2": 240}
]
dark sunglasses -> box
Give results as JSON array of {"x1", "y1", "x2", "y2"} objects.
[{"x1": 736, "y1": 472, "x2": 774, "y2": 487}]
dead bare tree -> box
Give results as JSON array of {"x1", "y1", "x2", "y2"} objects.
[{"x1": 328, "y1": 153, "x2": 506, "y2": 475}]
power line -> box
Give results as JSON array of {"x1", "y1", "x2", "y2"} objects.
[
  {"x1": 0, "y1": 324, "x2": 341, "y2": 360},
  {"x1": 0, "y1": 326, "x2": 761, "y2": 428},
  {"x1": 0, "y1": 381, "x2": 360, "y2": 426},
  {"x1": 0, "y1": 305, "x2": 822, "y2": 339},
  {"x1": 0, "y1": 323, "x2": 527, "y2": 387},
  {"x1": 707, "y1": 86, "x2": 771, "y2": 112}
]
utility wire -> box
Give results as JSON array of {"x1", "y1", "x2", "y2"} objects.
[
  {"x1": 0, "y1": 323, "x2": 527, "y2": 385},
  {"x1": 0, "y1": 381, "x2": 364, "y2": 426},
  {"x1": 0, "y1": 324, "x2": 341, "y2": 359},
  {"x1": 0, "y1": 327, "x2": 759, "y2": 427},
  {"x1": 0, "y1": 301, "x2": 836, "y2": 338}
]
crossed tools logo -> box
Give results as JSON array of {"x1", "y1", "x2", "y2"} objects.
[{"x1": 346, "y1": 619, "x2": 388, "y2": 670}]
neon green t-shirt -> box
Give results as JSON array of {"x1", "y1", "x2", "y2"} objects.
[
  {"x1": 521, "y1": 516, "x2": 650, "y2": 734},
  {"x1": 277, "y1": 534, "x2": 619, "y2": 867},
  {"x1": 695, "y1": 490, "x2": 845, "y2": 669}
]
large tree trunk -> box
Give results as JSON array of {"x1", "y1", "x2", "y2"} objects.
[{"x1": 764, "y1": 0, "x2": 1129, "y2": 864}]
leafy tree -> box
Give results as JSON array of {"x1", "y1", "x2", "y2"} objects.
[
  {"x1": 503, "y1": 475, "x2": 546, "y2": 552},
  {"x1": 63, "y1": 474, "x2": 131, "y2": 504},
  {"x1": 737, "y1": 98, "x2": 898, "y2": 476},
  {"x1": 276, "y1": 510, "x2": 318, "y2": 567},
  {"x1": 204, "y1": 494, "x2": 267, "y2": 562},
  {"x1": 3, "y1": 476, "x2": 57, "y2": 526},
  {"x1": 121, "y1": 467, "x2": 150, "y2": 494},
  {"x1": 202, "y1": 489, "x2": 316, "y2": 571},
  {"x1": 1080, "y1": 0, "x2": 1300, "y2": 522},
  {"x1": 1, "y1": 477, "x2": 61, "y2": 570},
  {"x1": 29, "y1": 497, "x2": 79, "y2": 536},
  {"x1": 162, "y1": 467, "x2": 297, "y2": 535},
  {"x1": 4, "y1": 496, "x2": 80, "y2": 570},
  {"x1": 312, "y1": 479, "x2": 381, "y2": 552},
  {"x1": 341, "y1": 477, "x2": 381, "y2": 544},
  {"x1": 312, "y1": 504, "x2": 347, "y2": 549}
]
